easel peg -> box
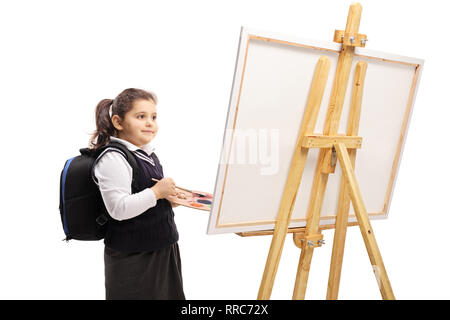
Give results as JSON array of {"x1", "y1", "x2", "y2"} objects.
[
  {"x1": 304, "y1": 239, "x2": 324, "y2": 248},
  {"x1": 299, "y1": 233, "x2": 324, "y2": 249},
  {"x1": 333, "y1": 30, "x2": 367, "y2": 47}
]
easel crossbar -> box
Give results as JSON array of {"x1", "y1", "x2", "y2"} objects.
[{"x1": 302, "y1": 134, "x2": 362, "y2": 149}]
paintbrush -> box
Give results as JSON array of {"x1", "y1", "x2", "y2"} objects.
[{"x1": 151, "y1": 178, "x2": 207, "y2": 197}]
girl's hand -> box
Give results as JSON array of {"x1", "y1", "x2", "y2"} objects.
[
  {"x1": 166, "y1": 192, "x2": 187, "y2": 208},
  {"x1": 167, "y1": 197, "x2": 180, "y2": 208},
  {"x1": 175, "y1": 192, "x2": 187, "y2": 200},
  {"x1": 150, "y1": 177, "x2": 178, "y2": 200}
]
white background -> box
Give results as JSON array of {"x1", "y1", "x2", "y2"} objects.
[{"x1": 0, "y1": 0, "x2": 447, "y2": 300}]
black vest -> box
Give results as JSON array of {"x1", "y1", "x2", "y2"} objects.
[{"x1": 104, "y1": 149, "x2": 179, "y2": 252}]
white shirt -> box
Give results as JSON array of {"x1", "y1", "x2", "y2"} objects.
[{"x1": 93, "y1": 136, "x2": 157, "y2": 221}]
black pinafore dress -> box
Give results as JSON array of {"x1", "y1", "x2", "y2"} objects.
[{"x1": 103, "y1": 149, "x2": 185, "y2": 300}]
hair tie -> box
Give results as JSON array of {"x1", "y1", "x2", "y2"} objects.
[{"x1": 109, "y1": 104, "x2": 113, "y2": 119}]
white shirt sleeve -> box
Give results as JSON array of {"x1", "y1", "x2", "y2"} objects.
[{"x1": 93, "y1": 151, "x2": 157, "y2": 221}]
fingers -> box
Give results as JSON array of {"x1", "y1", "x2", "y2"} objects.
[
  {"x1": 168, "y1": 192, "x2": 187, "y2": 201},
  {"x1": 166, "y1": 178, "x2": 176, "y2": 190},
  {"x1": 167, "y1": 178, "x2": 177, "y2": 194},
  {"x1": 159, "y1": 177, "x2": 178, "y2": 198}
]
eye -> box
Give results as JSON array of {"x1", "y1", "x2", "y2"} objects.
[
  {"x1": 137, "y1": 114, "x2": 145, "y2": 119},
  {"x1": 152, "y1": 115, "x2": 157, "y2": 120}
]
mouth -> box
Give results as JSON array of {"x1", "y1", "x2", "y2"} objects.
[{"x1": 142, "y1": 130, "x2": 154, "y2": 134}]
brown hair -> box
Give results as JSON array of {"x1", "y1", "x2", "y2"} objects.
[{"x1": 89, "y1": 88, "x2": 158, "y2": 150}]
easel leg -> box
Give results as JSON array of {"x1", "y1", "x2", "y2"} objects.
[
  {"x1": 327, "y1": 61, "x2": 367, "y2": 299},
  {"x1": 321, "y1": 4, "x2": 362, "y2": 174},
  {"x1": 258, "y1": 57, "x2": 330, "y2": 300},
  {"x1": 334, "y1": 143, "x2": 395, "y2": 300},
  {"x1": 292, "y1": 164, "x2": 329, "y2": 299},
  {"x1": 326, "y1": 180, "x2": 352, "y2": 299},
  {"x1": 293, "y1": 246, "x2": 314, "y2": 299}
]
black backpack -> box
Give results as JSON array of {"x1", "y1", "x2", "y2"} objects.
[{"x1": 59, "y1": 142, "x2": 139, "y2": 241}]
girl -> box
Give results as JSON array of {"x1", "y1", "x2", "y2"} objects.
[{"x1": 89, "y1": 88, "x2": 185, "y2": 300}]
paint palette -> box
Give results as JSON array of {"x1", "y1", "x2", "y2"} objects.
[{"x1": 168, "y1": 188, "x2": 213, "y2": 211}]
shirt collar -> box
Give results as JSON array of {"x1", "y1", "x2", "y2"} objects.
[{"x1": 110, "y1": 136, "x2": 155, "y2": 156}]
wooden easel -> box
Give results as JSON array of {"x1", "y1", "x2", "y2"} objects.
[{"x1": 241, "y1": 3, "x2": 395, "y2": 300}]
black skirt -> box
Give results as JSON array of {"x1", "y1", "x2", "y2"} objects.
[{"x1": 104, "y1": 242, "x2": 185, "y2": 300}]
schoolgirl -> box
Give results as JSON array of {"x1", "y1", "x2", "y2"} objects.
[{"x1": 89, "y1": 88, "x2": 185, "y2": 300}]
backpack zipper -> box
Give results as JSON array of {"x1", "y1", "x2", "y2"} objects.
[{"x1": 61, "y1": 157, "x2": 75, "y2": 238}]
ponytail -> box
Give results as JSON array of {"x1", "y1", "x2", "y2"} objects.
[{"x1": 88, "y1": 99, "x2": 116, "y2": 150}]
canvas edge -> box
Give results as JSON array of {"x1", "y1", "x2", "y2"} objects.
[
  {"x1": 207, "y1": 26, "x2": 249, "y2": 234},
  {"x1": 382, "y1": 60, "x2": 425, "y2": 219}
]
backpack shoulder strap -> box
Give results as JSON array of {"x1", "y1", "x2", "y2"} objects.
[{"x1": 91, "y1": 142, "x2": 140, "y2": 192}]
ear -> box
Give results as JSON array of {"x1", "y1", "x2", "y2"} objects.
[{"x1": 111, "y1": 115, "x2": 123, "y2": 131}]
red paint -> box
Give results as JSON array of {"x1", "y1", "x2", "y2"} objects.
[{"x1": 189, "y1": 202, "x2": 203, "y2": 208}]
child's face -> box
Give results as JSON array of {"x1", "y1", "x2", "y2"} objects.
[{"x1": 113, "y1": 99, "x2": 158, "y2": 148}]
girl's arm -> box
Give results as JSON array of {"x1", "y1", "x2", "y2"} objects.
[{"x1": 94, "y1": 151, "x2": 158, "y2": 221}]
